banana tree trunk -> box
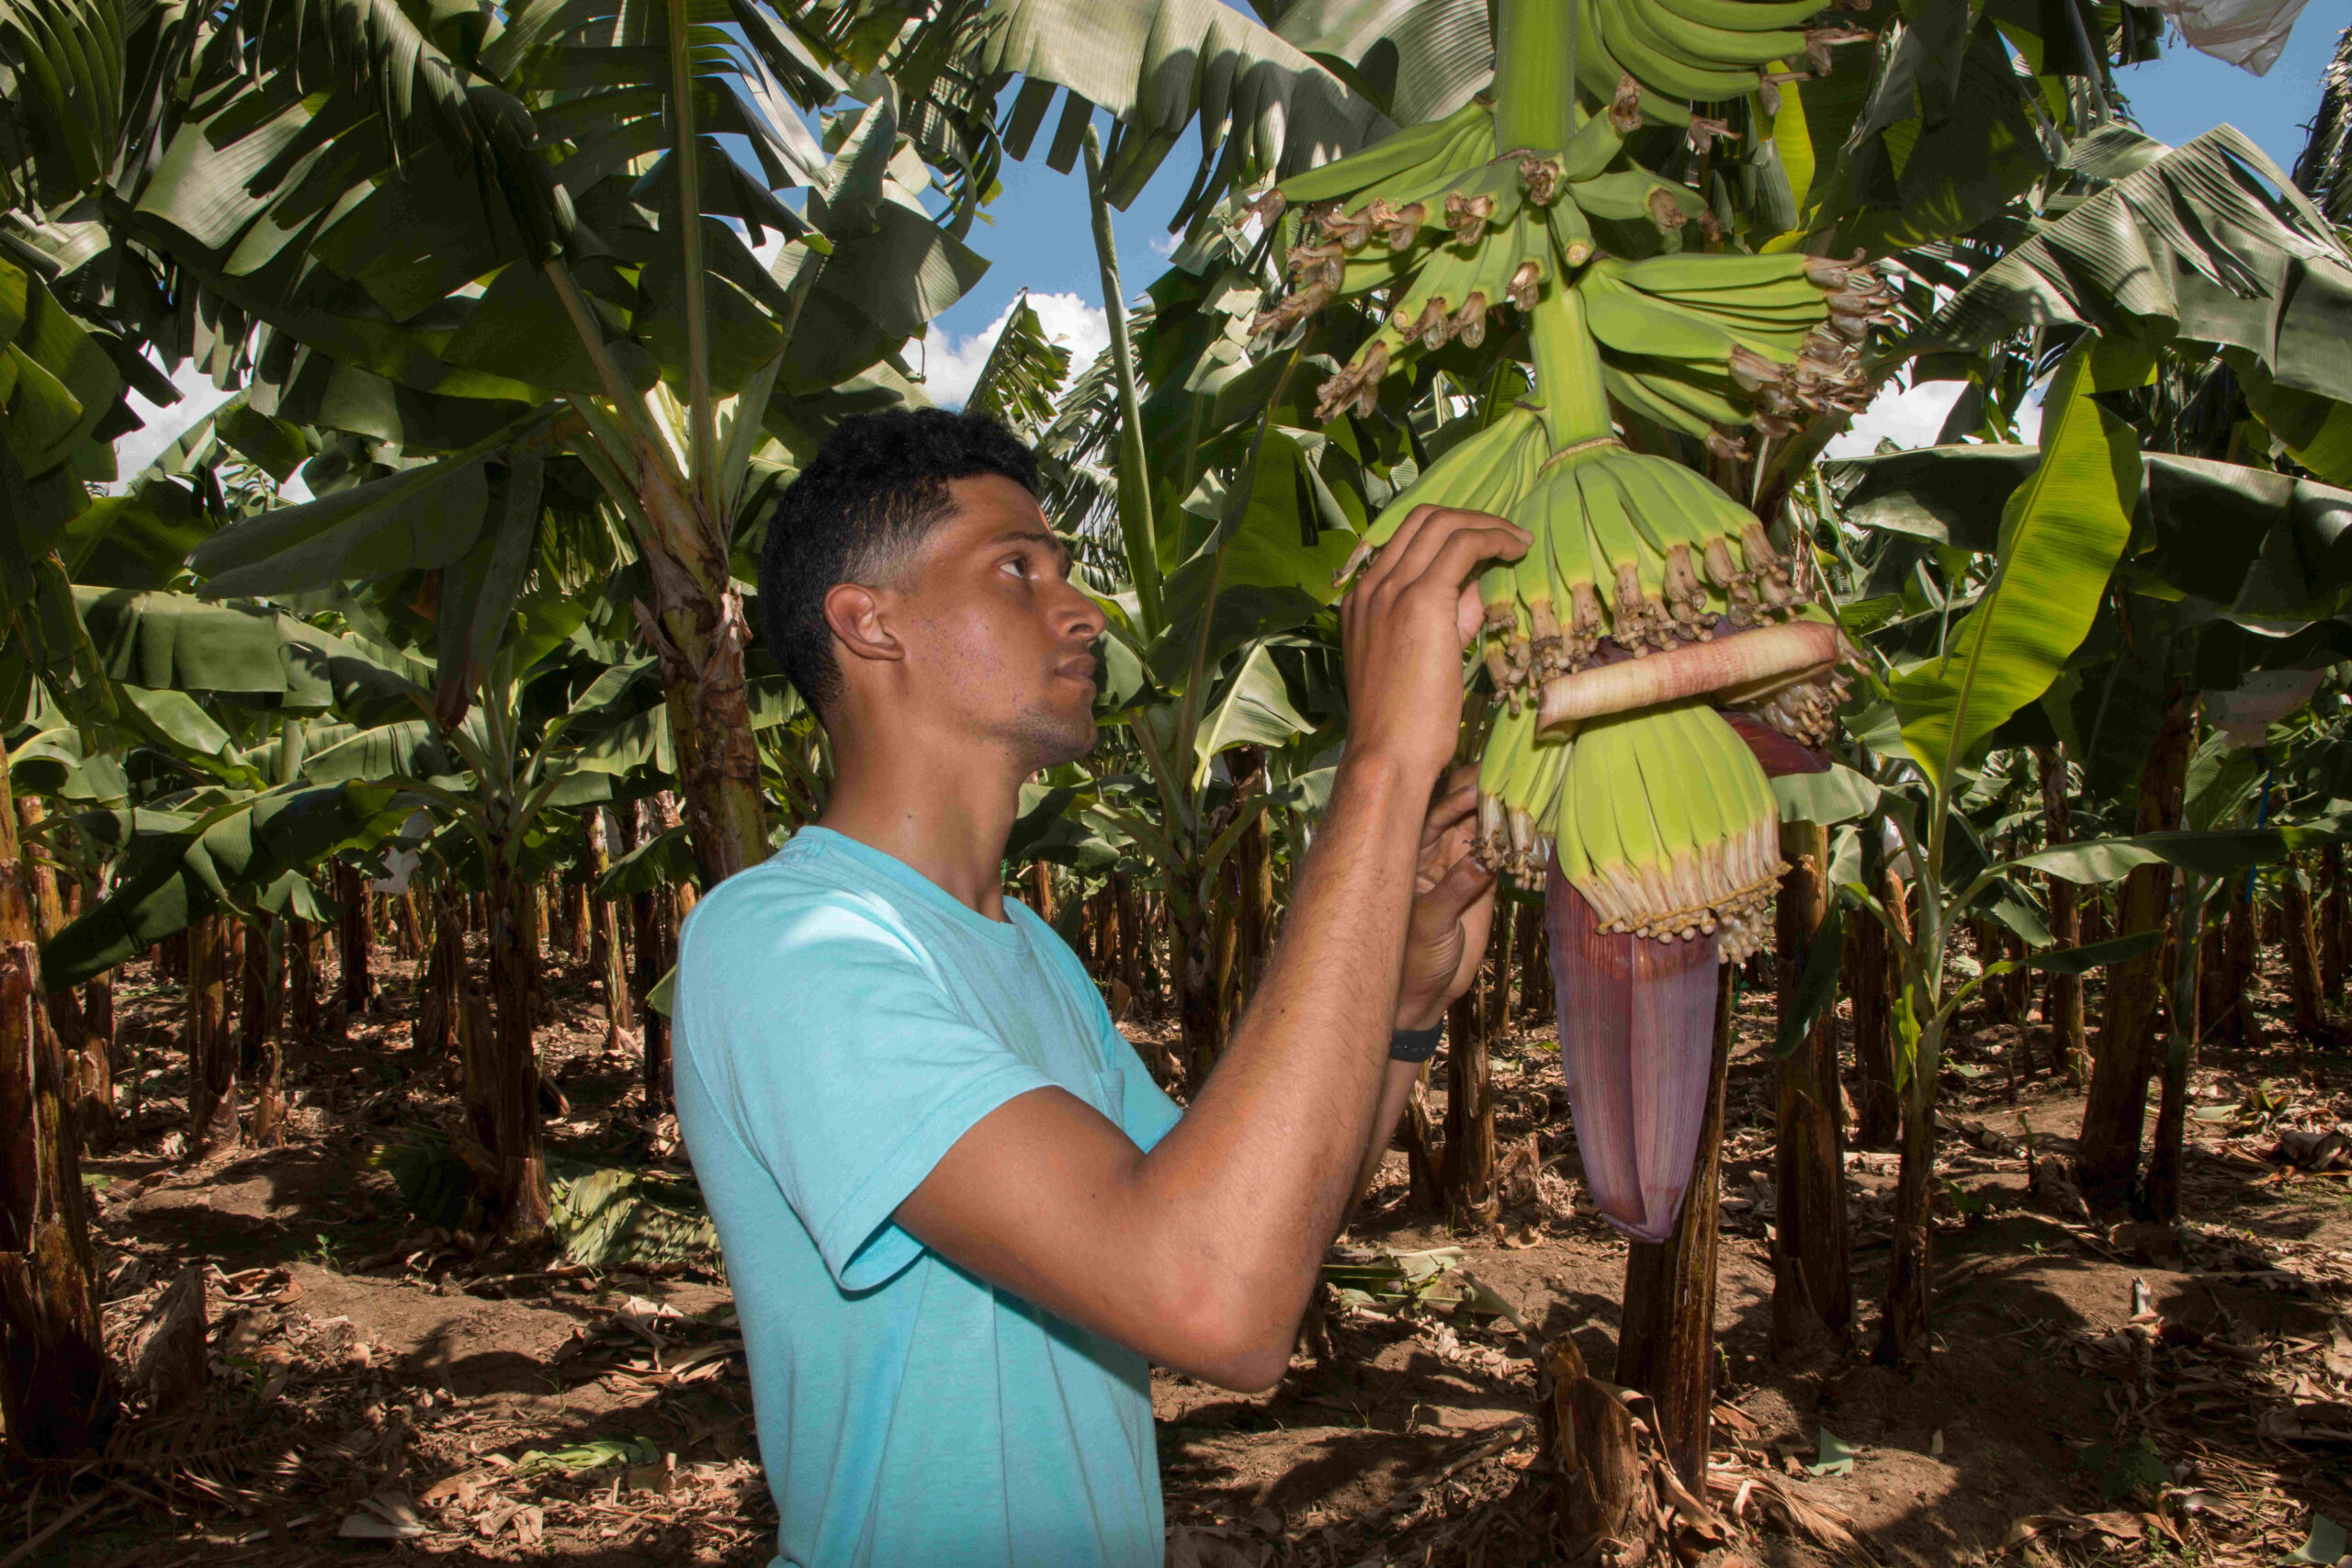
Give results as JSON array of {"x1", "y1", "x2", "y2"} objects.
[
  {"x1": 2320, "y1": 844, "x2": 2344, "y2": 1001},
  {"x1": 2281, "y1": 857, "x2": 2326, "y2": 1040},
  {"x1": 337, "y1": 863, "x2": 372, "y2": 1025},
  {"x1": 16, "y1": 800, "x2": 85, "y2": 1086},
  {"x1": 79, "y1": 967, "x2": 113, "y2": 1135},
  {"x1": 1444, "y1": 917, "x2": 1504, "y2": 1225},
  {"x1": 484, "y1": 860, "x2": 550, "y2": 1239},
  {"x1": 2198, "y1": 913, "x2": 2232, "y2": 1042},
  {"x1": 288, "y1": 918, "x2": 320, "y2": 1050},
  {"x1": 2226, "y1": 876, "x2": 2259, "y2": 1038},
  {"x1": 588, "y1": 809, "x2": 636, "y2": 1051},
  {"x1": 1614, "y1": 964, "x2": 1733, "y2": 1488},
  {"x1": 1846, "y1": 856, "x2": 1902, "y2": 1149},
  {"x1": 634, "y1": 478, "x2": 769, "y2": 889},
  {"x1": 2075, "y1": 690, "x2": 2193, "y2": 1208},
  {"x1": 239, "y1": 917, "x2": 286, "y2": 1147},
  {"x1": 187, "y1": 916, "x2": 238, "y2": 1155},
  {"x1": 2035, "y1": 747, "x2": 2085, "y2": 1082},
  {"x1": 1772, "y1": 821, "x2": 1851, "y2": 1355},
  {"x1": 1877, "y1": 1005, "x2": 1944, "y2": 1366},
  {"x1": 0, "y1": 753, "x2": 111, "y2": 1459},
  {"x1": 530, "y1": 881, "x2": 552, "y2": 1024},
  {"x1": 414, "y1": 888, "x2": 456, "y2": 1058},
  {"x1": 1484, "y1": 901, "x2": 1518, "y2": 1041},
  {"x1": 1175, "y1": 877, "x2": 1221, "y2": 1093},
  {"x1": 1230, "y1": 748, "x2": 1274, "y2": 1008},
  {"x1": 1515, "y1": 895, "x2": 1552, "y2": 1026},
  {"x1": 634, "y1": 802, "x2": 675, "y2": 1115},
  {"x1": 1547, "y1": 1335, "x2": 1645, "y2": 1558},
  {"x1": 1212, "y1": 860, "x2": 1242, "y2": 1037},
  {"x1": 623, "y1": 802, "x2": 671, "y2": 1112},
  {"x1": 2145, "y1": 877, "x2": 2210, "y2": 1224},
  {"x1": 2082, "y1": 888, "x2": 2109, "y2": 944},
  {"x1": 2002, "y1": 924, "x2": 2030, "y2": 1029},
  {"x1": 2145, "y1": 1055, "x2": 2191, "y2": 1223},
  {"x1": 1117, "y1": 874, "x2": 1152, "y2": 1024}
]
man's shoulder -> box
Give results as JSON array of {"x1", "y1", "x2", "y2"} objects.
[{"x1": 682, "y1": 837, "x2": 926, "y2": 966}]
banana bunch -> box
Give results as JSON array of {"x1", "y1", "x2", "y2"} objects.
[
  {"x1": 1255, "y1": 114, "x2": 1892, "y2": 442},
  {"x1": 1574, "y1": 0, "x2": 1875, "y2": 129},
  {"x1": 1252, "y1": 93, "x2": 1716, "y2": 422},
  {"x1": 1353, "y1": 415, "x2": 1811, "y2": 960},
  {"x1": 1553, "y1": 700, "x2": 1781, "y2": 962},
  {"x1": 1582, "y1": 253, "x2": 1896, "y2": 442}
]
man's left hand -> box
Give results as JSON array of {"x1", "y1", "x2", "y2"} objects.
[{"x1": 1395, "y1": 765, "x2": 1500, "y2": 1031}]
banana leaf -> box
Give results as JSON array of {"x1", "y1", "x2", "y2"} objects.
[
  {"x1": 40, "y1": 781, "x2": 417, "y2": 988},
  {"x1": 2011, "y1": 826, "x2": 2335, "y2": 885},
  {"x1": 974, "y1": 0, "x2": 1393, "y2": 220},
  {"x1": 967, "y1": 292, "x2": 1075, "y2": 436},
  {"x1": 1905, "y1": 125, "x2": 2352, "y2": 405},
  {"x1": 1191, "y1": 641, "x2": 1313, "y2": 787},
  {"x1": 1891, "y1": 336, "x2": 2151, "y2": 795},
  {"x1": 1273, "y1": 0, "x2": 1492, "y2": 130}
]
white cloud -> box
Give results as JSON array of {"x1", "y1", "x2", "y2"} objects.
[
  {"x1": 1825, "y1": 374, "x2": 2042, "y2": 457},
  {"x1": 113, "y1": 360, "x2": 237, "y2": 480},
  {"x1": 1149, "y1": 230, "x2": 1181, "y2": 258},
  {"x1": 918, "y1": 290, "x2": 1110, "y2": 411}
]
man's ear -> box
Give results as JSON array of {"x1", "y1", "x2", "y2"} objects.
[{"x1": 821, "y1": 581, "x2": 904, "y2": 669}]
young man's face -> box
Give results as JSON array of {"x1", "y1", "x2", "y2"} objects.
[{"x1": 892, "y1": 473, "x2": 1103, "y2": 770}]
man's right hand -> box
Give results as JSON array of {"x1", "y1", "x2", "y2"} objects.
[{"x1": 1340, "y1": 505, "x2": 1531, "y2": 786}]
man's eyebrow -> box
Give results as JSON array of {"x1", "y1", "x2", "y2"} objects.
[{"x1": 985, "y1": 525, "x2": 1072, "y2": 567}]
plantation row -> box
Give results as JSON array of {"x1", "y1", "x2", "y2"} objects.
[{"x1": 4, "y1": 0, "x2": 2352, "y2": 1559}]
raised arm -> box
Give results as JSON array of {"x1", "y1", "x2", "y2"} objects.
[{"x1": 896, "y1": 505, "x2": 1522, "y2": 1390}]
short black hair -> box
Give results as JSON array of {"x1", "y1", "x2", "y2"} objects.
[{"x1": 757, "y1": 408, "x2": 1040, "y2": 718}]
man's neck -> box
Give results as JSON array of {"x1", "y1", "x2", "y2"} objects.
[{"x1": 816, "y1": 713, "x2": 1031, "y2": 919}]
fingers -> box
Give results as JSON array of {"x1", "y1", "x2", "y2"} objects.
[
  {"x1": 1419, "y1": 846, "x2": 1498, "y2": 930},
  {"x1": 1420, "y1": 778, "x2": 1479, "y2": 847},
  {"x1": 1382, "y1": 516, "x2": 1530, "y2": 604},
  {"x1": 1355, "y1": 505, "x2": 1529, "y2": 605}
]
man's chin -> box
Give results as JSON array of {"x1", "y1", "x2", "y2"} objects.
[
  {"x1": 1040, "y1": 715, "x2": 1099, "y2": 769},
  {"x1": 1012, "y1": 707, "x2": 1098, "y2": 771}
]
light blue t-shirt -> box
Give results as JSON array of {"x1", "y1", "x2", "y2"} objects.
[{"x1": 673, "y1": 827, "x2": 1185, "y2": 1568}]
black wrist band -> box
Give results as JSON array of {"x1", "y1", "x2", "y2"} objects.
[{"x1": 1389, "y1": 1021, "x2": 1442, "y2": 1063}]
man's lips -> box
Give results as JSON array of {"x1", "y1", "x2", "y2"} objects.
[{"x1": 1057, "y1": 656, "x2": 1098, "y2": 687}]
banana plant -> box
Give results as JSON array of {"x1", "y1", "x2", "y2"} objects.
[{"x1": 5, "y1": 0, "x2": 1023, "y2": 893}]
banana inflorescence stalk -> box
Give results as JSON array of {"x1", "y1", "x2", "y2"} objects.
[{"x1": 1260, "y1": 0, "x2": 1871, "y2": 1239}]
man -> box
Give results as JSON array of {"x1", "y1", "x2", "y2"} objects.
[{"x1": 674, "y1": 408, "x2": 1529, "y2": 1567}]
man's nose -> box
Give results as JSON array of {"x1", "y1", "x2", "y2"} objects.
[{"x1": 1055, "y1": 581, "x2": 1105, "y2": 642}]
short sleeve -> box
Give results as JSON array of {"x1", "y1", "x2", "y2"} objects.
[
  {"x1": 677, "y1": 895, "x2": 1054, "y2": 1292},
  {"x1": 1010, "y1": 902, "x2": 1185, "y2": 1154},
  {"x1": 1102, "y1": 1021, "x2": 1184, "y2": 1151}
]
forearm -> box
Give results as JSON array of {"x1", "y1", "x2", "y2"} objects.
[
  {"x1": 1131, "y1": 751, "x2": 1428, "y2": 1362},
  {"x1": 1352, "y1": 1057, "x2": 1426, "y2": 1202}
]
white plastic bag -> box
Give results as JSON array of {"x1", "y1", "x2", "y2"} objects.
[{"x1": 2126, "y1": 0, "x2": 2317, "y2": 76}]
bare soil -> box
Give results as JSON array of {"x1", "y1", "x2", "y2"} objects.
[{"x1": 6, "y1": 935, "x2": 2348, "y2": 1568}]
